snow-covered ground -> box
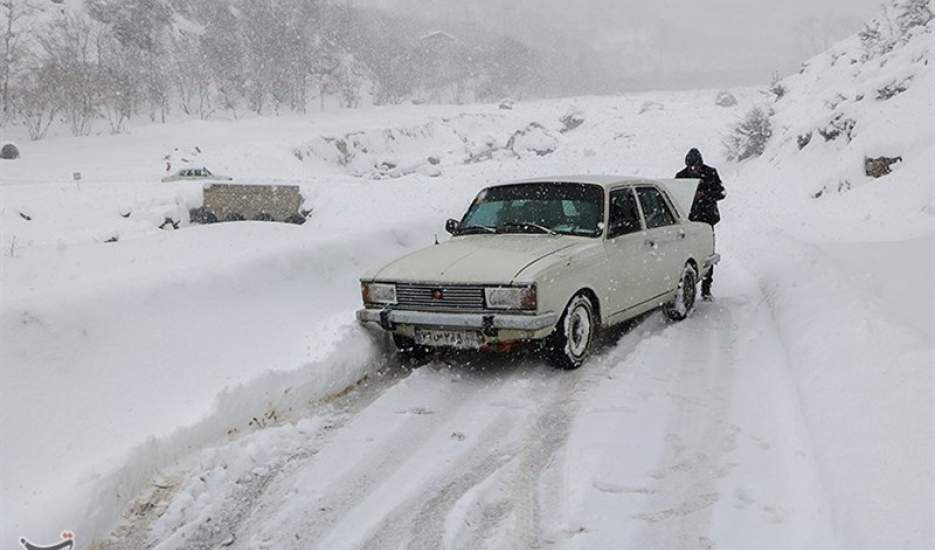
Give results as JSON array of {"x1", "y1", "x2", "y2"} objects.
[{"x1": 1, "y1": 13, "x2": 933, "y2": 549}]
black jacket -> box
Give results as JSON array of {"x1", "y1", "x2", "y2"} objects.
[{"x1": 675, "y1": 164, "x2": 725, "y2": 225}]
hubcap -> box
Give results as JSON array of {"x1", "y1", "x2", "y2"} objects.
[{"x1": 567, "y1": 304, "x2": 592, "y2": 357}]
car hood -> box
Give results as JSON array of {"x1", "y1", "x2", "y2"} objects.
[{"x1": 371, "y1": 234, "x2": 581, "y2": 284}]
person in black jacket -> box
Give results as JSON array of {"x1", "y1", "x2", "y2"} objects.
[{"x1": 675, "y1": 148, "x2": 725, "y2": 299}]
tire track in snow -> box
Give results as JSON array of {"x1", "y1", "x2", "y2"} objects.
[
  {"x1": 313, "y1": 360, "x2": 593, "y2": 550},
  {"x1": 425, "y1": 372, "x2": 584, "y2": 550},
  {"x1": 240, "y1": 366, "x2": 496, "y2": 548},
  {"x1": 96, "y1": 359, "x2": 415, "y2": 550},
  {"x1": 628, "y1": 298, "x2": 742, "y2": 548},
  {"x1": 577, "y1": 255, "x2": 838, "y2": 549}
]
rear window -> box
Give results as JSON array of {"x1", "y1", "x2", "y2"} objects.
[{"x1": 637, "y1": 187, "x2": 676, "y2": 229}]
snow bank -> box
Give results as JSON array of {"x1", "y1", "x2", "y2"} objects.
[
  {"x1": 722, "y1": 4, "x2": 935, "y2": 546},
  {"x1": 1, "y1": 181, "x2": 202, "y2": 249},
  {"x1": 732, "y1": 232, "x2": 934, "y2": 549},
  {"x1": 0, "y1": 218, "x2": 439, "y2": 544}
]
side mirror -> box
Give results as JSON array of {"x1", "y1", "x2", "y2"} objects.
[{"x1": 445, "y1": 219, "x2": 461, "y2": 235}]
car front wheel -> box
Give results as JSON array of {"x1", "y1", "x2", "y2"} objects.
[
  {"x1": 664, "y1": 263, "x2": 698, "y2": 321},
  {"x1": 545, "y1": 294, "x2": 596, "y2": 370}
]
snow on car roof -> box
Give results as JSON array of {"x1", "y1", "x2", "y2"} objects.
[{"x1": 504, "y1": 175, "x2": 658, "y2": 189}]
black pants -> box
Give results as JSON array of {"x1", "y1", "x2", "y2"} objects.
[
  {"x1": 703, "y1": 221, "x2": 717, "y2": 296},
  {"x1": 702, "y1": 265, "x2": 714, "y2": 296}
]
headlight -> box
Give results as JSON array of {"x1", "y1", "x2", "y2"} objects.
[
  {"x1": 485, "y1": 286, "x2": 537, "y2": 311},
  {"x1": 362, "y1": 282, "x2": 397, "y2": 305}
]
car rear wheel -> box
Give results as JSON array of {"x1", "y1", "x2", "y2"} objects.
[
  {"x1": 545, "y1": 294, "x2": 596, "y2": 370},
  {"x1": 664, "y1": 263, "x2": 698, "y2": 321}
]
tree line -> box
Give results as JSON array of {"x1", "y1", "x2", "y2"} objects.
[{"x1": 0, "y1": 0, "x2": 542, "y2": 140}]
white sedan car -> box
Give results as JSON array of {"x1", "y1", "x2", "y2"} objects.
[
  {"x1": 161, "y1": 167, "x2": 232, "y2": 183},
  {"x1": 357, "y1": 176, "x2": 719, "y2": 369}
]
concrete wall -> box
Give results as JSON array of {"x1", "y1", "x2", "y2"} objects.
[{"x1": 203, "y1": 184, "x2": 304, "y2": 222}]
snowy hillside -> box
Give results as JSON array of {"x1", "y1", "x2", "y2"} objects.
[
  {"x1": 717, "y1": 4, "x2": 935, "y2": 547},
  {"x1": 739, "y1": 0, "x2": 935, "y2": 241},
  {"x1": 1, "y1": 2, "x2": 932, "y2": 548}
]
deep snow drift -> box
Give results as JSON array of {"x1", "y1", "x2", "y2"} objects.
[{"x1": 1, "y1": 7, "x2": 932, "y2": 548}]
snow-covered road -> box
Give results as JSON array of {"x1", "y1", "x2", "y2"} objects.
[{"x1": 95, "y1": 252, "x2": 840, "y2": 550}]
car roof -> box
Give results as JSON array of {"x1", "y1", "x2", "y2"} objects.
[{"x1": 502, "y1": 175, "x2": 663, "y2": 190}]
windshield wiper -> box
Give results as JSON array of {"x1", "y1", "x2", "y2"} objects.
[
  {"x1": 497, "y1": 222, "x2": 557, "y2": 235},
  {"x1": 458, "y1": 225, "x2": 496, "y2": 235}
]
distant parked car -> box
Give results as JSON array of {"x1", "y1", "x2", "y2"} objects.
[
  {"x1": 161, "y1": 167, "x2": 232, "y2": 183},
  {"x1": 357, "y1": 176, "x2": 719, "y2": 369}
]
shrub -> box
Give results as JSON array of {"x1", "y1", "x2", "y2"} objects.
[
  {"x1": 723, "y1": 105, "x2": 774, "y2": 161},
  {"x1": 769, "y1": 72, "x2": 787, "y2": 100},
  {"x1": 715, "y1": 90, "x2": 738, "y2": 107}
]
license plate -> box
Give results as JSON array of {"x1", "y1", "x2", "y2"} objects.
[{"x1": 414, "y1": 329, "x2": 483, "y2": 350}]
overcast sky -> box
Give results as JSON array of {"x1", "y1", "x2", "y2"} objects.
[{"x1": 356, "y1": 0, "x2": 883, "y2": 90}]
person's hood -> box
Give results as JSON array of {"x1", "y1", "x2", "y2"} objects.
[
  {"x1": 368, "y1": 234, "x2": 584, "y2": 284},
  {"x1": 685, "y1": 148, "x2": 703, "y2": 167}
]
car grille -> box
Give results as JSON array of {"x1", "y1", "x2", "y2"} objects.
[{"x1": 395, "y1": 283, "x2": 486, "y2": 312}]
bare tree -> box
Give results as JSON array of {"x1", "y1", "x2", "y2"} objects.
[
  {"x1": 172, "y1": 34, "x2": 215, "y2": 119},
  {"x1": 200, "y1": 3, "x2": 245, "y2": 119},
  {"x1": 0, "y1": 0, "x2": 37, "y2": 124},
  {"x1": 98, "y1": 32, "x2": 138, "y2": 133},
  {"x1": 17, "y1": 66, "x2": 58, "y2": 140},
  {"x1": 37, "y1": 14, "x2": 105, "y2": 136}
]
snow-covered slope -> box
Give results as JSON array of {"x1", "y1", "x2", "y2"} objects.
[
  {"x1": 719, "y1": 4, "x2": 935, "y2": 548},
  {"x1": 737, "y1": 0, "x2": 934, "y2": 241}
]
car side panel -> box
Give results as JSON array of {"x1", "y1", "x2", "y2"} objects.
[
  {"x1": 512, "y1": 241, "x2": 610, "y2": 327},
  {"x1": 602, "y1": 231, "x2": 658, "y2": 321}
]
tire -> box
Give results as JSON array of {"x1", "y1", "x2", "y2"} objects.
[
  {"x1": 545, "y1": 293, "x2": 596, "y2": 370},
  {"x1": 664, "y1": 263, "x2": 698, "y2": 321},
  {"x1": 392, "y1": 333, "x2": 430, "y2": 363},
  {"x1": 189, "y1": 207, "x2": 217, "y2": 224}
]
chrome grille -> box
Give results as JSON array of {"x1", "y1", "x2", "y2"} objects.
[{"x1": 395, "y1": 283, "x2": 486, "y2": 311}]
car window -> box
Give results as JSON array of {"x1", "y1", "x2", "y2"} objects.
[
  {"x1": 637, "y1": 187, "x2": 676, "y2": 229},
  {"x1": 466, "y1": 201, "x2": 504, "y2": 227},
  {"x1": 460, "y1": 183, "x2": 604, "y2": 237},
  {"x1": 608, "y1": 188, "x2": 642, "y2": 238}
]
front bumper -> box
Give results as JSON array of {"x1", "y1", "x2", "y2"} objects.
[{"x1": 356, "y1": 308, "x2": 558, "y2": 340}]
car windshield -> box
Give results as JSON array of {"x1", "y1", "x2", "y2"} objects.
[{"x1": 460, "y1": 182, "x2": 604, "y2": 237}]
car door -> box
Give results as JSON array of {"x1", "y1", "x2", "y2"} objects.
[
  {"x1": 635, "y1": 186, "x2": 684, "y2": 297},
  {"x1": 603, "y1": 187, "x2": 654, "y2": 320}
]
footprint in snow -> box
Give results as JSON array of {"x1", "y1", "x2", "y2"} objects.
[
  {"x1": 751, "y1": 435, "x2": 771, "y2": 450},
  {"x1": 632, "y1": 493, "x2": 720, "y2": 523},
  {"x1": 397, "y1": 407, "x2": 435, "y2": 415},
  {"x1": 592, "y1": 480, "x2": 657, "y2": 495},
  {"x1": 762, "y1": 505, "x2": 786, "y2": 524},
  {"x1": 732, "y1": 487, "x2": 755, "y2": 510}
]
